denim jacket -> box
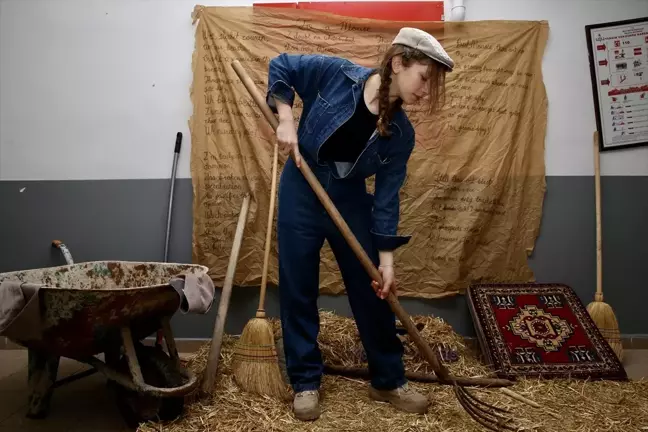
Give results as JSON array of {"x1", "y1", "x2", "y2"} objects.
[{"x1": 266, "y1": 53, "x2": 415, "y2": 251}]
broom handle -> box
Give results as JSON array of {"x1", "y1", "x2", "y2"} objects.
[
  {"x1": 226, "y1": 62, "x2": 284, "y2": 319},
  {"x1": 231, "y1": 60, "x2": 451, "y2": 383},
  {"x1": 257, "y1": 138, "x2": 279, "y2": 317},
  {"x1": 593, "y1": 132, "x2": 603, "y2": 300}
]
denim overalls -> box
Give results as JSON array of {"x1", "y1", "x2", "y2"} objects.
[{"x1": 266, "y1": 53, "x2": 416, "y2": 392}]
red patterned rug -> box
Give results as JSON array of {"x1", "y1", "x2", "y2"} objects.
[{"x1": 467, "y1": 283, "x2": 627, "y2": 381}]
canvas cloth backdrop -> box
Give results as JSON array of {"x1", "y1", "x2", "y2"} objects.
[{"x1": 189, "y1": 6, "x2": 549, "y2": 298}]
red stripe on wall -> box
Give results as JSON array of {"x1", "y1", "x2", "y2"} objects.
[{"x1": 253, "y1": 2, "x2": 444, "y2": 21}]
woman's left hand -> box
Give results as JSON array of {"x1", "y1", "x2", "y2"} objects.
[{"x1": 371, "y1": 265, "x2": 396, "y2": 300}]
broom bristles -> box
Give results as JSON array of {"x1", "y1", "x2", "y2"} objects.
[
  {"x1": 587, "y1": 300, "x2": 623, "y2": 362},
  {"x1": 232, "y1": 317, "x2": 291, "y2": 400}
]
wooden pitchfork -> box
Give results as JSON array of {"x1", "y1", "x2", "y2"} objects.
[{"x1": 231, "y1": 60, "x2": 520, "y2": 431}]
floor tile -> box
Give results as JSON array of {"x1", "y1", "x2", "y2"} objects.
[
  {"x1": 623, "y1": 349, "x2": 648, "y2": 381},
  {"x1": 0, "y1": 350, "x2": 27, "y2": 380}
]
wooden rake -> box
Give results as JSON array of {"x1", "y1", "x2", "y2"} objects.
[{"x1": 230, "y1": 60, "x2": 521, "y2": 431}]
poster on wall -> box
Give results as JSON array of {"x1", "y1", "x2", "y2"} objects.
[{"x1": 586, "y1": 17, "x2": 648, "y2": 152}]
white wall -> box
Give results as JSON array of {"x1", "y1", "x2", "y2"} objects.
[{"x1": 1, "y1": 0, "x2": 647, "y2": 180}]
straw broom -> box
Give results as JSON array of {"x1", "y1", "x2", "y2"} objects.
[
  {"x1": 586, "y1": 132, "x2": 623, "y2": 361},
  {"x1": 231, "y1": 132, "x2": 290, "y2": 400}
]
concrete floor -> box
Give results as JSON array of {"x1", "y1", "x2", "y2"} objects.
[
  {"x1": 0, "y1": 350, "x2": 129, "y2": 432},
  {"x1": 0, "y1": 349, "x2": 647, "y2": 431}
]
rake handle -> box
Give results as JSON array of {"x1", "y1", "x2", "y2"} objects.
[
  {"x1": 203, "y1": 193, "x2": 251, "y2": 393},
  {"x1": 324, "y1": 364, "x2": 513, "y2": 387},
  {"x1": 231, "y1": 60, "x2": 452, "y2": 383}
]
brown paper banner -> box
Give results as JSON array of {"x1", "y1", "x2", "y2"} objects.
[{"x1": 189, "y1": 6, "x2": 549, "y2": 298}]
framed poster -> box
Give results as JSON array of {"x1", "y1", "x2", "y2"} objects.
[{"x1": 586, "y1": 17, "x2": 648, "y2": 151}]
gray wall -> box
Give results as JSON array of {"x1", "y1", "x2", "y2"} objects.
[{"x1": 0, "y1": 176, "x2": 646, "y2": 338}]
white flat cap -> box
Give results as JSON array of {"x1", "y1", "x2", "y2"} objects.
[{"x1": 392, "y1": 27, "x2": 454, "y2": 70}]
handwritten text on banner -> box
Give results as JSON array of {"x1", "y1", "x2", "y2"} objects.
[{"x1": 190, "y1": 7, "x2": 549, "y2": 298}]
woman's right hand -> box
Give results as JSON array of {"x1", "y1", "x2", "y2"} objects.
[
  {"x1": 274, "y1": 97, "x2": 302, "y2": 168},
  {"x1": 276, "y1": 118, "x2": 301, "y2": 168}
]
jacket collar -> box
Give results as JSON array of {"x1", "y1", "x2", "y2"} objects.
[
  {"x1": 341, "y1": 63, "x2": 375, "y2": 84},
  {"x1": 340, "y1": 62, "x2": 404, "y2": 137}
]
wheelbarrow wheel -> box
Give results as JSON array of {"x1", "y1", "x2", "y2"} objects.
[{"x1": 111, "y1": 344, "x2": 185, "y2": 428}]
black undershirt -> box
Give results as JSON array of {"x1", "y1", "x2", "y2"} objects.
[{"x1": 317, "y1": 92, "x2": 378, "y2": 163}]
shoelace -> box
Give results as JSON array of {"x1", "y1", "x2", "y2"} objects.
[
  {"x1": 397, "y1": 384, "x2": 413, "y2": 395},
  {"x1": 296, "y1": 390, "x2": 318, "y2": 398}
]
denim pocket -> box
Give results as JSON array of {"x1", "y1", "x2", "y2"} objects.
[
  {"x1": 376, "y1": 151, "x2": 391, "y2": 166},
  {"x1": 353, "y1": 148, "x2": 391, "y2": 179},
  {"x1": 305, "y1": 93, "x2": 334, "y2": 134}
]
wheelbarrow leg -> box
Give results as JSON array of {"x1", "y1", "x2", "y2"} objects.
[
  {"x1": 120, "y1": 321, "x2": 182, "y2": 388},
  {"x1": 111, "y1": 325, "x2": 192, "y2": 427},
  {"x1": 160, "y1": 316, "x2": 180, "y2": 368},
  {"x1": 26, "y1": 348, "x2": 60, "y2": 419}
]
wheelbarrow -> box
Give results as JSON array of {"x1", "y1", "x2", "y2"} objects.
[{"x1": 0, "y1": 241, "x2": 215, "y2": 427}]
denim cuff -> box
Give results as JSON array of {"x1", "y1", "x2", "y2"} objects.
[
  {"x1": 370, "y1": 230, "x2": 412, "y2": 251},
  {"x1": 266, "y1": 80, "x2": 295, "y2": 113}
]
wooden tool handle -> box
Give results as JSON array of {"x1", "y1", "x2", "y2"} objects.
[
  {"x1": 500, "y1": 388, "x2": 562, "y2": 419},
  {"x1": 231, "y1": 60, "x2": 451, "y2": 382},
  {"x1": 257, "y1": 138, "x2": 279, "y2": 317},
  {"x1": 325, "y1": 364, "x2": 513, "y2": 387},
  {"x1": 202, "y1": 193, "x2": 251, "y2": 392},
  {"x1": 593, "y1": 132, "x2": 603, "y2": 299}
]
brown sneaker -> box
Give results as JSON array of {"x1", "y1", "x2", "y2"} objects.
[
  {"x1": 293, "y1": 390, "x2": 320, "y2": 421},
  {"x1": 369, "y1": 383, "x2": 429, "y2": 414}
]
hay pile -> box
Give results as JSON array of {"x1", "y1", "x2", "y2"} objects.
[
  {"x1": 269, "y1": 310, "x2": 489, "y2": 377},
  {"x1": 137, "y1": 311, "x2": 648, "y2": 432}
]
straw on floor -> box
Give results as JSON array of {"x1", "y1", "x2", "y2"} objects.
[{"x1": 137, "y1": 311, "x2": 647, "y2": 432}]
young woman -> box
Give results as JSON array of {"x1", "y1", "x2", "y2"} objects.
[{"x1": 265, "y1": 27, "x2": 453, "y2": 421}]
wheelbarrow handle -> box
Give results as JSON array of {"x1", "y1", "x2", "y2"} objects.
[
  {"x1": 230, "y1": 60, "x2": 452, "y2": 383},
  {"x1": 122, "y1": 326, "x2": 198, "y2": 396},
  {"x1": 52, "y1": 240, "x2": 74, "y2": 265},
  {"x1": 84, "y1": 355, "x2": 198, "y2": 398}
]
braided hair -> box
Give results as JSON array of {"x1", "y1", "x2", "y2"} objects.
[{"x1": 375, "y1": 44, "x2": 449, "y2": 137}]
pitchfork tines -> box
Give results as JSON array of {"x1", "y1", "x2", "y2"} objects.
[{"x1": 454, "y1": 384, "x2": 517, "y2": 431}]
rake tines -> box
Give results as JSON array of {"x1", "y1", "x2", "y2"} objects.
[{"x1": 453, "y1": 384, "x2": 518, "y2": 431}]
